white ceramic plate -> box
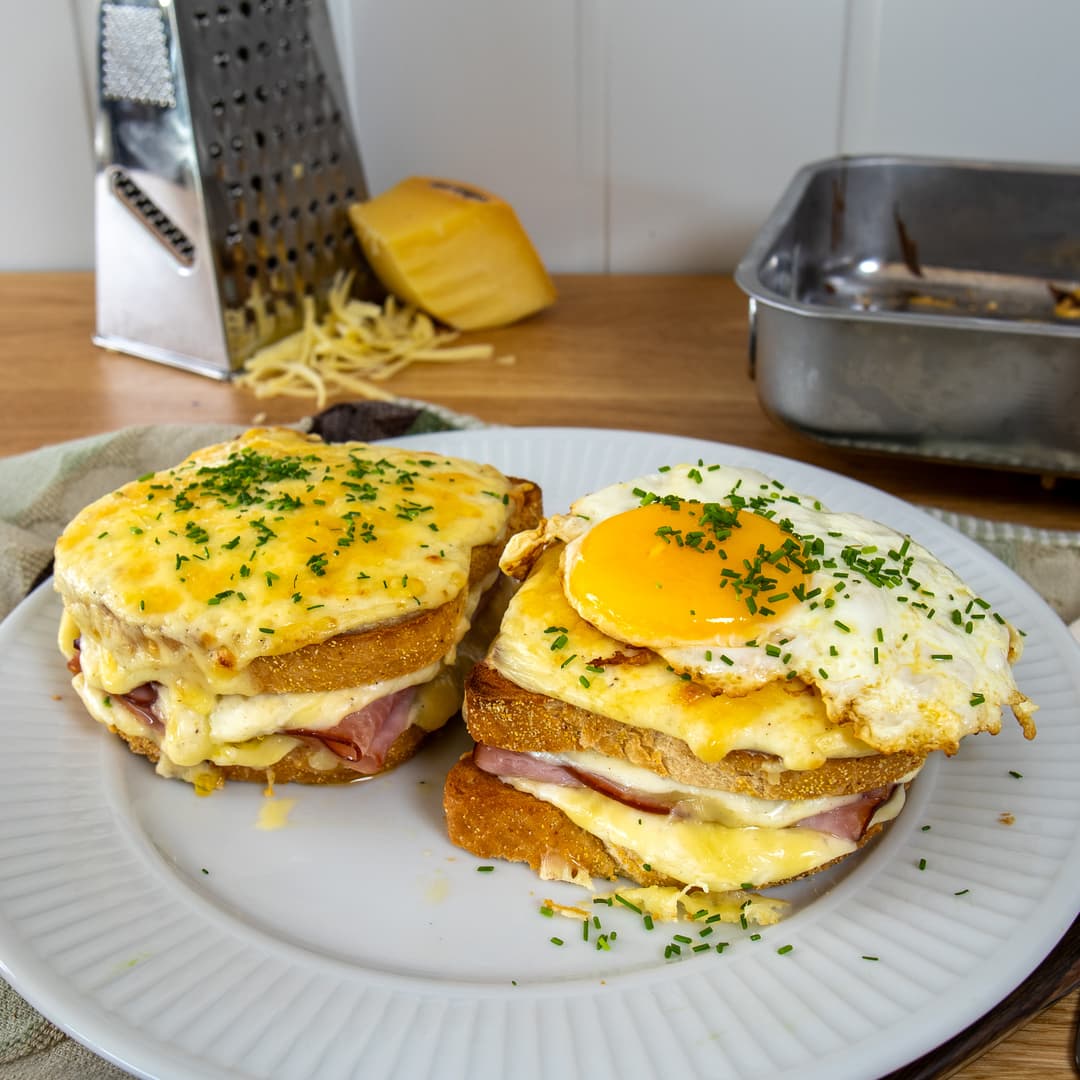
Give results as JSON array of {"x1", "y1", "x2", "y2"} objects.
[{"x1": 1, "y1": 427, "x2": 1078, "y2": 1080}]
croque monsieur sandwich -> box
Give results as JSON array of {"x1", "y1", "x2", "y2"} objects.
[
  {"x1": 445, "y1": 463, "x2": 1036, "y2": 895},
  {"x1": 55, "y1": 428, "x2": 541, "y2": 791}
]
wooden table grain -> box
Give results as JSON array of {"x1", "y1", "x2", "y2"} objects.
[{"x1": 2, "y1": 271, "x2": 1078, "y2": 1078}]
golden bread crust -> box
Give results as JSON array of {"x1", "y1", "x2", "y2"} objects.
[
  {"x1": 443, "y1": 755, "x2": 888, "y2": 888},
  {"x1": 464, "y1": 661, "x2": 924, "y2": 799}
]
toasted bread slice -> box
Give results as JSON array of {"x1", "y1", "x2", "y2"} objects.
[
  {"x1": 444, "y1": 754, "x2": 891, "y2": 889},
  {"x1": 244, "y1": 477, "x2": 541, "y2": 693},
  {"x1": 464, "y1": 660, "x2": 924, "y2": 800}
]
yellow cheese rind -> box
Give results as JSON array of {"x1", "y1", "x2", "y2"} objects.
[{"x1": 349, "y1": 177, "x2": 556, "y2": 330}]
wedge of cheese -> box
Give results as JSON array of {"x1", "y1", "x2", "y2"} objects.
[{"x1": 348, "y1": 177, "x2": 556, "y2": 330}]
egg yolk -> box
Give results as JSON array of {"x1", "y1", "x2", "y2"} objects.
[{"x1": 567, "y1": 502, "x2": 810, "y2": 646}]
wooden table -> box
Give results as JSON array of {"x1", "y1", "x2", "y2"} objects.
[{"x1": 2, "y1": 271, "x2": 1078, "y2": 1077}]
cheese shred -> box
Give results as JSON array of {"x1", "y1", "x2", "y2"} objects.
[{"x1": 236, "y1": 272, "x2": 502, "y2": 407}]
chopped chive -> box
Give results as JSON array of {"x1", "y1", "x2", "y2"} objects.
[
  {"x1": 643, "y1": 914, "x2": 654, "y2": 931},
  {"x1": 614, "y1": 894, "x2": 642, "y2": 914},
  {"x1": 777, "y1": 944, "x2": 794, "y2": 955},
  {"x1": 862, "y1": 955, "x2": 879, "y2": 961},
  {"x1": 476, "y1": 865, "x2": 494, "y2": 872},
  {"x1": 954, "y1": 888, "x2": 970, "y2": 896},
  {"x1": 917, "y1": 858, "x2": 927, "y2": 870},
  {"x1": 539, "y1": 905, "x2": 554, "y2": 917},
  {"x1": 673, "y1": 934, "x2": 691, "y2": 944},
  {"x1": 750, "y1": 933, "x2": 762, "y2": 942},
  {"x1": 550, "y1": 937, "x2": 564, "y2": 947},
  {"x1": 1009, "y1": 770, "x2": 1023, "y2": 779}
]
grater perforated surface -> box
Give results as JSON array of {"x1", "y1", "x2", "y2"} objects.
[{"x1": 175, "y1": 0, "x2": 370, "y2": 359}]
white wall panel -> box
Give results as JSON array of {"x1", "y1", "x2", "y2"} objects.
[
  {"x1": 0, "y1": 0, "x2": 95, "y2": 271},
  {"x1": 334, "y1": 0, "x2": 606, "y2": 273},
  {"x1": 604, "y1": 0, "x2": 848, "y2": 272},
  {"x1": 9, "y1": 0, "x2": 1080, "y2": 273},
  {"x1": 841, "y1": 0, "x2": 1080, "y2": 165}
]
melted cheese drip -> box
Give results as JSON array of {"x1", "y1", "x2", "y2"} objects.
[
  {"x1": 54, "y1": 428, "x2": 515, "y2": 685},
  {"x1": 256, "y1": 797, "x2": 297, "y2": 830},
  {"x1": 489, "y1": 546, "x2": 876, "y2": 771},
  {"x1": 508, "y1": 778, "x2": 857, "y2": 891}
]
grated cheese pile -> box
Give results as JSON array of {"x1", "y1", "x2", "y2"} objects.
[{"x1": 236, "y1": 272, "x2": 506, "y2": 406}]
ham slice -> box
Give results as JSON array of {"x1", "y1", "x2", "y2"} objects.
[
  {"x1": 291, "y1": 687, "x2": 417, "y2": 774},
  {"x1": 473, "y1": 743, "x2": 895, "y2": 840},
  {"x1": 118, "y1": 683, "x2": 164, "y2": 733},
  {"x1": 473, "y1": 745, "x2": 686, "y2": 814},
  {"x1": 795, "y1": 787, "x2": 892, "y2": 842},
  {"x1": 473, "y1": 744, "x2": 583, "y2": 787}
]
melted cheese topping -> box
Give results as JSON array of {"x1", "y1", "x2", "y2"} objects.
[
  {"x1": 489, "y1": 546, "x2": 876, "y2": 771},
  {"x1": 53, "y1": 428, "x2": 515, "y2": 679},
  {"x1": 507, "y1": 778, "x2": 858, "y2": 891}
]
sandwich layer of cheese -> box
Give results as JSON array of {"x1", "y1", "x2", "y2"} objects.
[
  {"x1": 64, "y1": 576, "x2": 502, "y2": 780},
  {"x1": 488, "y1": 546, "x2": 878, "y2": 771},
  {"x1": 527, "y1": 748, "x2": 922, "y2": 828},
  {"x1": 53, "y1": 428, "x2": 518, "y2": 692},
  {"x1": 505, "y1": 776, "x2": 907, "y2": 892},
  {"x1": 71, "y1": 661, "x2": 463, "y2": 776}
]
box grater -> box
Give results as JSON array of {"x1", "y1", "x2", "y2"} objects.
[{"x1": 94, "y1": 0, "x2": 374, "y2": 379}]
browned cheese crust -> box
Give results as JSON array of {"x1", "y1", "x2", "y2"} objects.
[
  {"x1": 114, "y1": 723, "x2": 429, "y2": 789},
  {"x1": 443, "y1": 755, "x2": 889, "y2": 889},
  {"x1": 223, "y1": 478, "x2": 542, "y2": 695},
  {"x1": 464, "y1": 661, "x2": 925, "y2": 799}
]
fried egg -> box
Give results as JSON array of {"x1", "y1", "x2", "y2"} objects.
[{"x1": 501, "y1": 463, "x2": 1036, "y2": 756}]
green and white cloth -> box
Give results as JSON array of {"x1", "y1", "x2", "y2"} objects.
[{"x1": 0, "y1": 403, "x2": 1078, "y2": 1078}]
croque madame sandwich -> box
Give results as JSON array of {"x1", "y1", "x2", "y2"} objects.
[
  {"x1": 444, "y1": 463, "x2": 1036, "y2": 895},
  {"x1": 55, "y1": 427, "x2": 541, "y2": 792}
]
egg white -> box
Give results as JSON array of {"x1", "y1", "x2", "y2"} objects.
[{"x1": 502, "y1": 463, "x2": 1035, "y2": 757}]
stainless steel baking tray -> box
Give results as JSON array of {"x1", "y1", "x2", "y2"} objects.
[{"x1": 735, "y1": 155, "x2": 1080, "y2": 478}]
